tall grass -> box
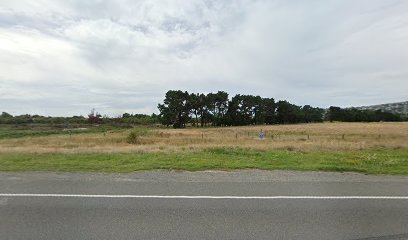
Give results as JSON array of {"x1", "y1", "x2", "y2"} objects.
[{"x1": 0, "y1": 122, "x2": 407, "y2": 154}]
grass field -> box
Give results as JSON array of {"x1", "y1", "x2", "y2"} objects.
[{"x1": 0, "y1": 122, "x2": 407, "y2": 174}]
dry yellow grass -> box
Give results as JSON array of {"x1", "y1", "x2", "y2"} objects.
[{"x1": 1, "y1": 122, "x2": 407, "y2": 154}]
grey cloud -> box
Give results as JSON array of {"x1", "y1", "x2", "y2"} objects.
[{"x1": 0, "y1": 0, "x2": 407, "y2": 116}]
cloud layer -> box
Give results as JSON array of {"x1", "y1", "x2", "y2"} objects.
[{"x1": 1, "y1": 0, "x2": 407, "y2": 116}]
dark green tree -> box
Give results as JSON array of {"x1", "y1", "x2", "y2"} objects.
[
  {"x1": 262, "y1": 98, "x2": 276, "y2": 124},
  {"x1": 1, "y1": 112, "x2": 12, "y2": 118},
  {"x1": 276, "y1": 101, "x2": 304, "y2": 124},
  {"x1": 158, "y1": 90, "x2": 191, "y2": 128},
  {"x1": 303, "y1": 105, "x2": 324, "y2": 123},
  {"x1": 226, "y1": 95, "x2": 253, "y2": 126},
  {"x1": 207, "y1": 91, "x2": 229, "y2": 126}
]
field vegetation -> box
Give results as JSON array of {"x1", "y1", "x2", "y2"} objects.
[{"x1": 0, "y1": 122, "x2": 407, "y2": 174}]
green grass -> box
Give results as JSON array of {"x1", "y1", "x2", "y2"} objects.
[
  {"x1": 1, "y1": 148, "x2": 408, "y2": 175},
  {"x1": 0, "y1": 125, "x2": 127, "y2": 139}
]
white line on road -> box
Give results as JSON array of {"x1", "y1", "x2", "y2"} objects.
[{"x1": 1, "y1": 194, "x2": 408, "y2": 199}]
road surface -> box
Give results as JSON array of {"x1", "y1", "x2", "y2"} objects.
[{"x1": 1, "y1": 170, "x2": 408, "y2": 240}]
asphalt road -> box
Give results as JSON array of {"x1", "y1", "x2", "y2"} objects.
[{"x1": 1, "y1": 170, "x2": 408, "y2": 240}]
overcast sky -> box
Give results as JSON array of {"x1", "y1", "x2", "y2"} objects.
[{"x1": 1, "y1": 0, "x2": 407, "y2": 116}]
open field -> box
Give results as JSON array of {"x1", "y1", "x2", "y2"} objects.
[
  {"x1": 1, "y1": 122, "x2": 407, "y2": 153},
  {"x1": 0, "y1": 122, "x2": 407, "y2": 174}
]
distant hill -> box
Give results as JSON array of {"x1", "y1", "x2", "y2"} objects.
[{"x1": 353, "y1": 101, "x2": 408, "y2": 115}]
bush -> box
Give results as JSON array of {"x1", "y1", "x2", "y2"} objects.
[
  {"x1": 126, "y1": 129, "x2": 148, "y2": 144},
  {"x1": 126, "y1": 131, "x2": 140, "y2": 144}
]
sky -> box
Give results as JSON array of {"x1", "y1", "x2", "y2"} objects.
[{"x1": 1, "y1": 0, "x2": 407, "y2": 117}]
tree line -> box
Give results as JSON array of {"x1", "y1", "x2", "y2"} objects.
[
  {"x1": 158, "y1": 90, "x2": 324, "y2": 128},
  {"x1": 0, "y1": 91, "x2": 404, "y2": 127},
  {"x1": 327, "y1": 107, "x2": 402, "y2": 122},
  {"x1": 0, "y1": 111, "x2": 158, "y2": 125},
  {"x1": 158, "y1": 90, "x2": 405, "y2": 128}
]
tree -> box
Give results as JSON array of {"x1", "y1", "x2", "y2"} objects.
[
  {"x1": 327, "y1": 107, "x2": 401, "y2": 122},
  {"x1": 252, "y1": 96, "x2": 265, "y2": 125},
  {"x1": 303, "y1": 105, "x2": 324, "y2": 123},
  {"x1": 157, "y1": 104, "x2": 174, "y2": 127},
  {"x1": 197, "y1": 93, "x2": 210, "y2": 127},
  {"x1": 157, "y1": 90, "x2": 404, "y2": 127},
  {"x1": 226, "y1": 95, "x2": 253, "y2": 126},
  {"x1": 189, "y1": 93, "x2": 212, "y2": 127},
  {"x1": 206, "y1": 91, "x2": 229, "y2": 126},
  {"x1": 1, "y1": 112, "x2": 12, "y2": 118},
  {"x1": 158, "y1": 90, "x2": 191, "y2": 128},
  {"x1": 88, "y1": 109, "x2": 102, "y2": 124},
  {"x1": 276, "y1": 101, "x2": 304, "y2": 124},
  {"x1": 327, "y1": 106, "x2": 343, "y2": 122},
  {"x1": 263, "y1": 98, "x2": 276, "y2": 124}
]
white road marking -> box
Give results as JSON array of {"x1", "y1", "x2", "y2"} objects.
[{"x1": 1, "y1": 194, "x2": 408, "y2": 199}]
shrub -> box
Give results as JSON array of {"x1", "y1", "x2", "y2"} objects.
[
  {"x1": 126, "y1": 129, "x2": 148, "y2": 144},
  {"x1": 126, "y1": 131, "x2": 140, "y2": 144}
]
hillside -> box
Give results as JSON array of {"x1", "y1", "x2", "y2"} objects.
[{"x1": 354, "y1": 101, "x2": 408, "y2": 115}]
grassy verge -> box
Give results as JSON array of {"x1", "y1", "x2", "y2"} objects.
[{"x1": 1, "y1": 148, "x2": 407, "y2": 175}]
